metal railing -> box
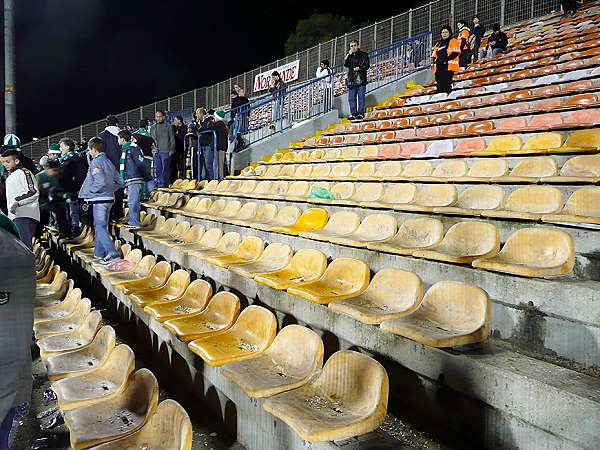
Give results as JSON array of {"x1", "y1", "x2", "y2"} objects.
[
  {"x1": 20, "y1": 0, "x2": 565, "y2": 161},
  {"x1": 229, "y1": 32, "x2": 432, "y2": 146}
]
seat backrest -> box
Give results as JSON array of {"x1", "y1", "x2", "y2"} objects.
[
  {"x1": 203, "y1": 291, "x2": 241, "y2": 324},
  {"x1": 214, "y1": 232, "x2": 241, "y2": 254},
  {"x1": 273, "y1": 206, "x2": 301, "y2": 226},
  {"x1": 396, "y1": 218, "x2": 444, "y2": 247},
  {"x1": 324, "y1": 211, "x2": 361, "y2": 234},
  {"x1": 219, "y1": 201, "x2": 242, "y2": 217},
  {"x1": 442, "y1": 221, "x2": 499, "y2": 255},
  {"x1": 323, "y1": 148, "x2": 341, "y2": 160},
  {"x1": 163, "y1": 270, "x2": 191, "y2": 296},
  {"x1": 564, "y1": 129, "x2": 600, "y2": 149},
  {"x1": 358, "y1": 145, "x2": 379, "y2": 159},
  {"x1": 288, "y1": 249, "x2": 328, "y2": 279},
  {"x1": 352, "y1": 183, "x2": 384, "y2": 202},
  {"x1": 509, "y1": 156, "x2": 558, "y2": 177},
  {"x1": 375, "y1": 161, "x2": 403, "y2": 178},
  {"x1": 527, "y1": 113, "x2": 563, "y2": 130},
  {"x1": 195, "y1": 198, "x2": 212, "y2": 213},
  {"x1": 432, "y1": 160, "x2": 468, "y2": 178},
  {"x1": 230, "y1": 305, "x2": 277, "y2": 346},
  {"x1": 351, "y1": 162, "x2": 375, "y2": 178},
  {"x1": 296, "y1": 208, "x2": 329, "y2": 228},
  {"x1": 413, "y1": 185, "x2": 457, "y2": 207},
  {"x1": 365, "y1": 268, "x2": 423, "y2": 310},
  {"x1": 468, "y1": 159, "x2": 508, "y2": 178},
  {"x1": 560, "y1": 155, "x2": 600, "y2": 177},
  {"x1": 340, "y1": 146, "x2": 360, "y2": 160},
  {"x1": 505, "y1": 186, "x2": 564, "y2": 213},
  {"x1": 563, "y1": 187, "x2": 600, "y2": 217},
  {"x1": 266, "y1": 325, "x2": 324, "y2": 374},
  {"x1": 321, "y1": 258, "x2": 370, "y2": 290},
  {"x1": 330, "y1": 163, "x2": 352, "y2": 178},
  {"x1": 331, "y1": 182, "x2": 355, "y2": 200},
  {"x1": 254, "y1": 181, "x2": 273, "y2": 195},
  {"x1": 207, "y1": 199, "x2": 227, "y2": 215},
  {"x1": 295, "y1": 165, "x2": 313, "y2": 179},
  {"x1": 402, "y1": 161, "x2": 432, "y2": 178},
  {"x1": 253, "y1": 204, "x2": 278, "y2": 224},
  {"x1": 148, "y1": 261, "x2": 172, "y2": 286},
  {"x1": 379, "y1": 184, "x2": 417, "y2": 204},
  {"x1": 265, "y1": 165, "x2": 282, "y2": 177},
  {"x1": 355, "y1": 214, "x2": 397, "y2": 240},
  {"x1": 237, "y1": 202, "x2": 259, "y2": 221},
  {"x1": 486, "y1": 135, "x2": 523, "y2": 153},
  {"x1": 523, "y1": 132, "x2": 563, "y2": 151},
  {"x1": 496, "y1": 117, "x2": 528, "y2": 132},
  {"x1": 500, "y1": 228, "x2": 574, "y2": 269},
  {"x1": 456, "y1": 185, "x2": 504, "y2": 210},
  {"x1": 311, "y1": 163, "x2": 331, "y2": 178},
  {"x1": 134, "y1": 255, "x2": 157, "y2": 277},
  {"x1": 234, "y1": 237, "x2": 264, "y2": 260},
  {"x1": 198, "y1": 228, "x2": 224, "y2": 248}
]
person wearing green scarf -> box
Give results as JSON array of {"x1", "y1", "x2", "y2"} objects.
[
  {"x1": 117, "y1": 130, "x2": 151, "y2": 227},
  {"x1": 58, "y1": 138, "x2": 86, "y2": 237}
]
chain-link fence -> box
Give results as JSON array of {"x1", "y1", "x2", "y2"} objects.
[{"x1": 21, "y1": 0, "x2": 563, "y2": 161}]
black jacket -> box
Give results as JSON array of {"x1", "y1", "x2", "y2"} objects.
[
  {"x1": 344, "y1": 50, "x2": 370, "y2": 87},
  {"x1": 173, "y1": 124, "x2": 187, "y2": 155},
  {"x1": 59, "y1": 154, "x2": 86, "y2": 196},
  {"x1": 490, "y1": 31, "x2": 508, "y2": 51},
  {"x1": 97, "y1": 129, "x2": 121, "y2": 169},
  {"x1": 209, "y1": 120, "x2": 229, "y2": 152},
  {"x1": 472, "y1": 23, "x2": 485, "y2": 42},
  {"x1": 231, "y1": 96, "x2": 250, "y2": 120},
  {"x1": 197, "y1": 117, "x2": 215, "y2": 146}
]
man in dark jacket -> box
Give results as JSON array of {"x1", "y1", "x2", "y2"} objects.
[
  {"x1": 97, "y1": 115, "x2": 124, "y2": 220},
  {"x1": 196, "y1": 108, "x2": 215, "y2": 179},
  {"x1": 172, "y1": 115, "x2": 187, "y2": 180},
  {"x1": 344, "y1": 40, "x2": 370, "y2": 120},
  {"x1": 230, "y1": 90, "x2": 250, "y2": 135},
  {"x1": 209, "y1": 111, "x2": 229, "y2": 179},
  {"x1": 471, "y1": 16, "x2": 485, "y2": 62},
  {"x1": 487, "y1": 23, "x2": 508, "y2": 57},
  {"x1": 117, "y1": 130, "x2": 151, "y2": 227},
  {"x1": 150, "y1": 110, "x2": 176, "y2": 187},
  {"x1": 58, "y1": 137, "x2": 86, "y2": 236}
]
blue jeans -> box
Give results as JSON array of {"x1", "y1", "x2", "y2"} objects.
[
  {"x1": 348, "y1": 84, "x2": 366, "y2": 116},
  {"x1": 127, "y1": 183, "x2": 143, "y2": 226},
  {"x1": 92, "y1": 202, "x2": 118, "y2": 259},
  {"x1": 13, "y1": 217, "x2": 38, "y2": 251},
  {"x1": 203, "y1": 145, "x2": 219, "y2": 181},
  {"x1": 154, "y1": 152, "x2": 171, "y2": 187},
  {"x1": 68, "y1": 201, "x2": 80, "y2": 233}
]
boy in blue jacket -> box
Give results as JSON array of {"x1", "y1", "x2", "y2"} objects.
[
  {"x1": 79, "y1": 137, "x2": 123, "y2": 263},
  {"x1": 117, "y1": 130, "x2": 151, "y2": 227}
]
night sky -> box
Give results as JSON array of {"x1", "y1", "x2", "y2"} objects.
[{"x1": 0, "y1": 0, "x2": 423, "y2": 143}]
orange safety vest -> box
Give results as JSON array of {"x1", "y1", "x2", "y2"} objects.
[
  {"x1": 458, "y1": 27, "x2": 472, "y2": 52},
  {"x1": 432, "y1": 38, "x2": 460, "y2": 73}
]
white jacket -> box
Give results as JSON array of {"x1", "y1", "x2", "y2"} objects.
[{"x1": 5, "y1": 167, "x2": 40, "y2": 221}]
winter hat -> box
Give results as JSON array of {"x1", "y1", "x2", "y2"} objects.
[
  {"x1": 39, "y1": 155, "x2": 49, "y2": 168},
  {"x1": 3, "y1": 133, "x2": 20, "y2": 149},
  {"x1": 213, "y1": 110, "x2": 226, "y2": 121},
  {"x1": 48, "y1": 143, "x2": 61, "y2": 154}
]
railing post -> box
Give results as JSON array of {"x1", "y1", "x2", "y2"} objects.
[
  {"x1": 450, "y1": 0, "x2": 455, "y2": 26},
  {"x1": 530, "y1": 0, "x2": 535, "y2": 20},
  {"x1": 408, "y1": 9, "x2": 413, "y2": 38},
  {"x1": 167, "y1": 97, "x2": 171, "y2": 112},
  {"x1": 374, "y1": 22, "x2": 377, "y2": 48},
  {"x1": 390, "y1": 16, "x2": 394, "y2": 45},
  {"x1": 474, "y1": 0, "x2": 479, "y2": 15},
  {"x1": 500, "y1": 0, "x2": 506, "y2": 27},
  {"x1": 429, "y1": 2, "x2": 432, "y2": 33},
  {"x1": 79, "y1": 125, "x2": 83, "y2": 141}
]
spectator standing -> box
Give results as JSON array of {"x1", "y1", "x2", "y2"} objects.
[
  {"x1": 560, "y1": 0, "x2": 579, "y2": 15},
  {"x1": 58, "y1": 137, "x2": 87, "y2": 236},
  {"x1": 150, "y1": 110, "x2": 176, "y2": 187},
  {"x1": 196, "y1": 108, "x2": 215, "y2": 179},
  {"x1": 98, "y1": 115, "x2": 125, "y2": 220},
  {"x1": 1, "y1": 148, "x2": 40, "y2": 250},
  {"x1": 456, "y1": 20, "x2": 472, "y2": 69},
  {"x1": 3, "y1": 134, "x2": 37, "y2": 175},
  {"x1": 315, "y1": 59, "x2": 333, "y2": 111},
  {"x1": 117, "y1": 130, "x2": 150, "y2": 227},
  {"x1": 344, "y1": 40, "x2": 370, "y2": 120},
  {"x1": 432, "y1": 26, "x2": 460, "y2": 94},
  {"x1": 47, "y1": 143, "x2": 61, "y2": 161},
  {"x1": 172, "y1": 115, "x2": 187, "y2": 180},
  {"x1": 209, "y1": 110, "x2": 229, "y2": 180},
  {"x1": 78, "y1": 137, "x2": 122, "y2": 263},
  {"x1": 269, "y1": 71, "x2": 287, "y2": 126},
  {"x1": 36, "y1": 159, "x2": 69, "y2": 236},
  {"x1": 230, "y1": 90, "x2": 250, "y2": 135},
  {"x1": 133, "y1": 119, "x2": 155, "y2": 157},
  {"x1": 471, "y1": 16, "x2": 485, "y2": 62},
  {"x1": 316, "y1": 59, "x2": 332, "y2": 80},
  {"x1": 482, "y1": 24, "x2": 508, "y2": 58}
]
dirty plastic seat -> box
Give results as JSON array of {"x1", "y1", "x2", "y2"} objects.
[
  {"x1": 129, "y1": 270, "x2": 190, "y2": 308},
  {"x1": 413, "y1": 221, "x2": 500, "y2": 264},
  {"x1": 299, "y1": 211, "x2": 360, "y2": 242},
  {"x1": 45, "y1": 326, "x2": 116, "y2": 381},
  {"x1": 228, "y1": 243, "x2": 293, "y2": 278},
  {"x1": 188, "y1": 305, "x2": 277, "y2": 366},
  {"x1": 545, "y1": 155, "x2": 600, "y2": 183},
  {"x1": 116, "y1": 261, "x2": 172, "y2": 295},
  {"x1": 206, "y1": 236, "x2": 264, "y2": 269},
  {"x1": 36, "y1": 271, "x2": 68, "y2": 300},
  {"x1": 472, "y1": 228, "x2": 575, "y2": 277},
  {"x1": 221, "y1": 325, "x2": 324, "y2": 398},
  {"x1": 94, "y1": 248, "x2": 143, "y2": 276},
  {"x1": 483, "y1": 186, "x2": 564, "y2": 221},
  {"x1": 89, "y1": 399, "x2": 192, "y2": 450},
  {"x1": 434, "y1": 185, "x2": 505, "y2": 216},
  {"x1": 254, "y1": 249, "x2": 328, "y2": 291},
  {"x1": 541, "y1": 187, "x2": 600, "y2": 225},
  {"x1": 287, "y1": 258, "x2": 370, "y2": 305},
  {"x1": 179, "y1": 228, "x2": 224, "y2": 255},
  {"x1": 271, "y1": 208, "x2": 329, "y2": 235},
  {"x1": 262, "y1": 350, "x2": 388, "y2": 442},
  {"x1": 397, "y1": 185, "x2": 458, "y2": 212},
  {"x1": 380, "y1": 281, "x2": 490, "y2": 347},
  {"x1": 367, "y1": 218, "x2": 444, "y2": 255},
  {"x1": 493, "y1": 156, "x2": 558, "y2": 183},
  {"x1": 37, "y1": 311, "x2": 103, "y2": 358},
  {"x1": 329, "y1": 269, "x2": 423, "y2": 324},
  {"x1": 105, "y1": 255, "x2": 157, "y2": 285},
  {"x1": 34, "y1": 298, "x2": 92, "y2": 340},
  {"x1": 163, "y1": 292, "x2": 241, "y2": 342},
  {"x1": 63, "y1": 368, "x2": 159, "y2": 450},
  {"x1": 328, "y1": 214, "x2": 397, "y2": 248},
  {"x1": 34, "y1": 288, "x2": 82, "y2": 324},
  {"x1": 186, "y1": 232, "x2": 241, "y2": 260},
  {"x1": 51, "y1": 344, "x2": 135, "y2": 410},
  {"x1": 144, "y1": 279, "x2": 213, "y2": 322}
]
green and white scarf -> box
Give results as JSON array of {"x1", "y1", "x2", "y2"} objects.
[{"x1": 119, "y1": 141, "x2": 132, "y2": 178}]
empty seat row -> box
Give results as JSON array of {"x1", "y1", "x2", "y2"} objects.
[{"x1": 163, "y1": 178, "x2": 206, "y2": 192}]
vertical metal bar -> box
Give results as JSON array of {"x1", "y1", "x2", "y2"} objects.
[
  {"x1": 390, "y1": 16, "x2": 394, "y2": 45},
  {"x1": 450, "y1": 0, "x2": 455, "y2": 25},
  {"x1": 167, "y1": 97, "x2": 171, "y2": 112},
  {"x1": 4, "y1": 0, "x2": 17, "y2": 134},
  {"x1": 429, "y1": 2, "x2": 432, "y2": 33},
  {"x1": 408, "y1": 9, "x2": 413, "y2": 38},
  {"x1": 374, "y1": 22, "x2": 377, "y2": 48},
  {"x1": 530, "y1": 0, "x2": 535, "y2": 19},
  {"x1": 474, "y1": 0, "x2": 478, "y2": 15},
  {"x1": 500, "y1": 0, "x2": 506, "y2": 27},
  {"x1": 79, "y1": 125, "x2": 83, "y2": 141}
]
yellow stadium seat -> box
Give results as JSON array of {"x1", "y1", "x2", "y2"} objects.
[
  {"x1": 154, "y1": 221, "x2": 191, "y2": 243},
  {"x1": 380, "y1": 281, "x2": 490, "y2": 347},
  {"x1": 105, "y1": 255, "x2": 157, "y2": 284},
  {"x1": 179, "y1": 228, "x2": 224, "y2": 255},
  {"x1": 188, "y1": 305, "x2": 277, "y2": 366},
  {"x1": 460, "y1": 159, "x2": 509, "y2": 182},
  {"x1": 287, "y1": 258, "x2": 370, "y2": 305},
  {"x1": 300, "y1": 211, "x2": 360, "y2": 242},
  {"x1": 473, "y1": 227, "x2": 575, "y2": 277},
  {"x1": 36, "y1": 270, "x2": 68, "y2": 299},
  {"x1": 339, "y1": 147, "x2": 360, "y2": 160},
  {"x1": 325, "y1": 162, "x2": 352, "y2": 179},
  {"x1": 493, "y1": 156, "x2": 558, "y2": 183},
  {"x1": 206, "y1": 236, "x2": 264, "y2": 268},
  {"x1": 519, "y1": 132, "x2": 563, "y2": 155},
  {"x1": 328, "y1": 214, "x2": 397, "y2": 248},
  {"x1": 138, "y1": 217, "x2": 177, "y2": 240},
  {"x1": 201, "y1": 179, "x2": 219, "y2": 192},
  {"x1": 129, "y1": 270, "x2": 190, "y2": 308},
  {"x1": 163, "y1": 291, "x2": 241, "y2": 342},
  {"x1": 93, "y1": 248, "x2": 143, "y2": 275},
  {"x1": 52, "y1": 344, "x2": 135, "y2": 411},
  {"x1": 221, "y1": 325, "x2": 323, "y2": 398},
  {"x1": 483, "y1": 186, "x2": 564, "y2": 221},
  {"x1": 144, "y1": 279, "x2": 213, "y2": 322},
  {"x1": 272, "y1": 208, "x2": 329, "y2": 235},
  {"x1": 295, "y1": 164, "x2": 313, "y2": 179},
  {"x1": 311, "y1": 163, "x2": 331, "y2": 178},
  {"x1": 350, "y1": 162, "x2": 376, "y2": 179},
  {"x1": 228, "y1": 243, "x2": 293, "y2": 278},
  {"x1": 187, "y1": 232, "x2": 241, "y2": 260},
  {"x1": 417, "y1": 160, "x2": 468, "y2": 182},
  {"x1": 323, "y1": 148, "x2": 341, "y2": 160},
  {"x1": 555, "y1": 129, "x2": 600, "y2": 154},
  {"x1": 398, "y1": 185, "x2": 458, "y2": 212},
  {"x1": 161, "y1": 224, "x2": 205, "y2": 248},
  {"x1": 278, "y1": 181, "x2": 307, "y2": 201},
  {"x1": 358, "y1": 145, "x2": 379, "y2": 159},
  {"x1": 36, "y1": 259, "x2": 56, "y2": 286},
  {"x1": 34, "y1": 298, "x2": 91, "y2": 340},
  {"x1": 368, "y1": 218, "x2": 444, "y2": 255},
  {"x1": 434, "y1": 185, "x2": 505, "y2": 216},
  {"x1": 329, "y1": 269, "x2": 423, "y2": 324},
  {"x1": 369, "y1": 184, "x2": 417, "y2": 208},
  {"x1": 400, "y1": 160, "x2": 433, "y2": 180},
  {"x1": 228, "y1": 202, "x2": 259, "y2": 225},
  {"x1": 45, "y1": 326, "x2": 115, "y2": 381},
  {"x1": 309, "y1": 149, "x2": 325, "y2": 161},
  {"x1": 294, "y1": 150, "x2": 310, "y2": 162},
  {"x1": 117, "y1": 261, "x2": 172, "y2": 295},
  {"x1": 88, "y1": 400, "x2": 192, "y2": 450},
  {"x1": 341, "y1": 182, "x2": 384, "y2": 205},
  {"x1": 543, "y1": 155, "x2": 600, "y2": 183},
  {"x1": 473, "y1": 135, "x2": 523, "y2": 156},
  {"x1": 413, "y1": 221, "x2": 500, "y2": 264},
  {"x1": 37, "y1": 311, "x2": 102, "y2": 359},
  {"x1": 278, "y1": 164, "x2": 297, "y2": 179},
  {"x1": 34, "y1": 287, "x2": 81, "y2": 324},
  {"x1": 63, "y1": 368, "x2": 158, "y2": 450},
  {"x1": 36, "y1": 256, "x2": 53, "y2": 281},
  {"x1": 374, "y1": 161, "x2": 404, "y2": 179},
  {"x1": 254, "y1": 206, "x2": 301, "y2": 231},
  {"x1": 248, "y1": 204, "x2": 279, "y2": 228},
  {"x1": 542, "y1": 187, "x2": 600, "y2": 225},
  {"x1": 262, "y1": 350, "x2": 388, "y2": 442},
  {"x1": 254, "y1": 249, "x2": 328, "y2": 290}
]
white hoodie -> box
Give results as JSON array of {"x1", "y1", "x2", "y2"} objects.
[{"x1": 5, "y1": 167, "x2": 40, "y2": 221}]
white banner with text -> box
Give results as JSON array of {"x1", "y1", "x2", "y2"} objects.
[{"x1": 253, "y1": 60, "x2": 300, "y2": 93}]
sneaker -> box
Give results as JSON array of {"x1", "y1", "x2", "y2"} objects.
[
  {"x1": 347, "y1": 115, "x2": 356, "y2": 120},
  {"x1": 355, "y1": 114, "x2": 364, "y2": 120}
]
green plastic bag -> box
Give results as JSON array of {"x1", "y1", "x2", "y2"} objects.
[{"x1": 307, "y1": 187, "x2": 335, "y2": 200}]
